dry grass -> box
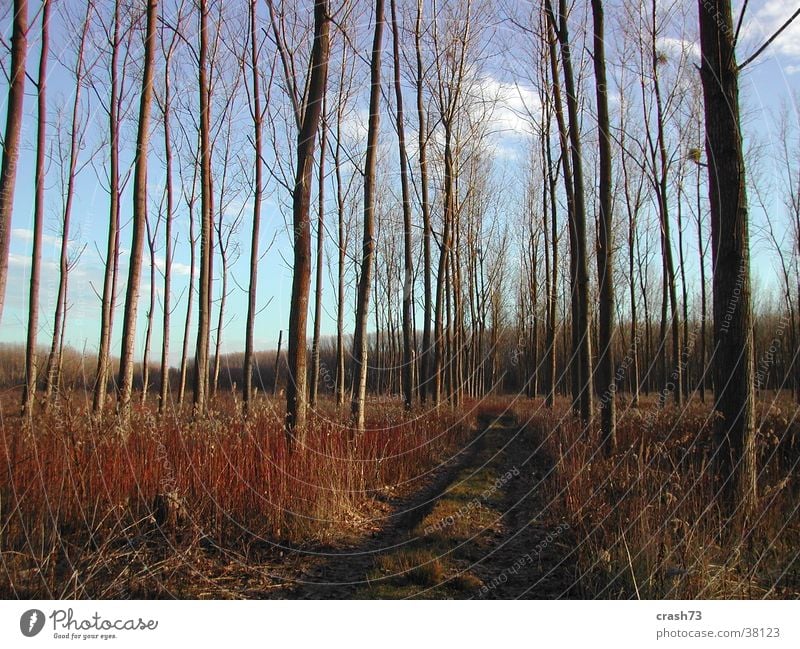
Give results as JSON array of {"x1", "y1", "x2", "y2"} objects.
[
  {"x1": 0, "y1": 391, "x2": 471, "y2": 597},
  {"x1": 518, "y1": 395, "x2": 800, "y2": 599}
]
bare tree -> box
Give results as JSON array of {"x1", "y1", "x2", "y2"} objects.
[
  {"x1": 92, "y1": 0, "x2": 135, "y2": 416},
  {"x1": 193, "y1": 0, "x2": 214, "y2": 414},
  {"x1": 351, "y1": 0, "x2": 384, "y2": 434},
  {"x1": 242, "y1": 0, "x2": 266, "y2": 413},
  {"x1": 178, "y1": 159, "x2": 199, "y2": 406},
  {"x1": 156, "y1": 0, "x2": 183, "y2": 415},
  {"x1": 592, "y1": 0, "x2": 616, "y2": 453},
  {"x1": 310, "y1": 93, "x2": 328, "y2": 407},
  {"x1": 141, "y1": 205, "x2": 161, "y2": 404},
  {"x1": 0, "y1": 0, "x2": 28, "y2": 326},
  {"x1": 275, "y1": 0, "x2": 331, "y2": 442},
  {"x1": 390, "y1": 0, "x2": 414, "y2": 409},
  {"x1": 117, "y1": 0, "x2": 158, "y2": 417},
  {"x1": 545, "y1": 0, "x2": 593, "y2": 423},
  {"x1": 21, "y1": 0, "x2": 50, "y2": 417},
  {"x1": 44, "y1": 2, "x2": 93, "y2": 405},
  {"x1": 414, "y1": 0, "x2": 432, "y2": 404},
  {"x1": 698, "y1": 0, "x2": 756, "y2": 511}
]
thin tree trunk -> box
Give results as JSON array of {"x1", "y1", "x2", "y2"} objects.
[
  {"x1": 21, "y1": 0, "x2": 49, "y2": 417},
  {"x1": 273, "y1": 328, "x2": 283, "y2": 396},
  {"x1": 696, "y1": 154, "x2": 708, "y2": 402},
  {"x1": 650, "y1": 0, "x2": 682, "y2": 407},
  {"x1": 178, "y1": 171, "x2": 198, "y2": 407},
  {"x1": 285, "y1": 0, "x2": 330, "y2": 443},
  {"x1": 546, "y1": 0, "x2": 593, "y2": 424},
  {"x1": 44, "y1": 7, "x2": 91, "y2": 406},
  {"x1": 193, "y1": 0, "x2": 213, "y2": 415},
  {"x1": 243, "y1": 0, "x2": 263, "y2": 413},
  {"x1": 159, "y1": 26, "x2": 176, "y2": 415},
  {"x1": 351, "y1": 0, "x2": 384, "y2": 434},
  {"x1": 117, "y1": 0, "x2": 158, "y2": 418},
  {"x1": 0, "y1": 0, "x2": 28, "y2": 326},
  {"x1": 93, "y1": 1, "x2": 123, "y2": 416},
  {"x1": 544, "y1": 11, "x2": 580, "y2": 416},
  {"x1": 390, "y1": 0, "x2": 414, "y2": 410},
  {"x1": 592, "y1": 0, "x2": 615, "y2": 453},
  {"x1": 335, "y1": 95, "x2": 347, "y2": 406},
  {"x1": 141, "y1": 215, "x2": 158, "y2": 405},
  {"x1": 310, "y1": 95, "x2": 328, "y2": 407},
  {"x1": 415, "y1": 0, "x2": 432, "y2": 405}
]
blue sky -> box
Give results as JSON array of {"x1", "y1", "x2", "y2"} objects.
[{"x1": 1, "y1": 0, "x2": 799, "y2": 367}]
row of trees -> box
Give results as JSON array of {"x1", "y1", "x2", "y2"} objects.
[{"x1": 0, "y1": 0, "x2": 797, "y2": 508}]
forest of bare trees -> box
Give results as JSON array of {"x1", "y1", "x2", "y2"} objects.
[{"x1": 1, "y1": 0, "x2": 799, "y2": 600}]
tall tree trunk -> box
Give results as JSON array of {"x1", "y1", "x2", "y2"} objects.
[
  {"x1": 546, "y1": 0, "x2": 593, "y2": 424},
  {"x1": 351, "y1": 0, "x2": 384, "y2": 434},
  {"x1": 698, "y1": 0, "x2": 756, "y2": 513},
  {"x1": 159, "y1": 25, "x2": 176, "y2": 415},
  {"x1": 285, "y1": 0, "x2": 330, "y2": 442},
  {"x1": 592, "y1": 0, "x2": 616, "y2": 453},
  {"x1": 193, "y1": 0, "x2": 213, "y2": 415},
  {"x1": 433, "y1": 129, "x2": 453, "y2": 405},
  {"x1": 93, "y1": 1, "x2": 123, "y2": 416},
  {"x1": 696, "y1": 160, "x2": 708, "y2": 403},
  {"x1": 650, "y1": 0, "x2": 682, "y2": 406},
  {"x1": 44, "y1": 6, "x2": 91, "y2": 406},
  {"x1": 390, "y1": 0, "x2": 414, "y2": 410},
  {"x1": 21, "y1": 0, "x2": 49, "y2": 417},
  {"x1": 0, "y1": 0, "x2": 28, "y2": 326},
  {"x1": 335, "y1": 93, "x2": 347, "y2": 406},
  {"x1": 243, "y1": 0, "x2": 263, "y2": 414},
  {"x1": 178, "y1": 172, "x2": 198, "y2": 407},
  {"x1": 415, "y1": 0, "x2": 433, "y2": 405},
  {"x1": 544, "y1": 11, "x2": 580, "y2": 416},
  {"x1": 211, "y1": 243, "x2": 229, "y2": 396},
  {"x1": 310, "y1": 95, "x2": 328, "y2": 407},
  {"x1": 141, "y1": 215, "x2": 158, "y2": 405},
  {"x1": 117, "y1": 0, "x2": 158, "y2": 418}
]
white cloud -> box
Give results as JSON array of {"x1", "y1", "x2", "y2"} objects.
[
  {"x1": 12, "y1": 227, "x2": 62, "y2": 248},
  {"x1": 743, "y1": 0, "x2": 800, "y2": 60},
  {"x1": 476, "y1": 77, "x2": 540, "y2": 139},
  {"x1": 656, "y1": 36, "x2": 700, "y2": 62}
]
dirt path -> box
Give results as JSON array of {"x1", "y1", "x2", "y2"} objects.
[{"x1": 266, "y1": 410, "x2": 579, "y2": 599}]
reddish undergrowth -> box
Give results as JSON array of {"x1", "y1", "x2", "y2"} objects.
[
  {"x1": 519, "y1": 396, "x2": 800, "y2": 598},
  {"x1": 0, "y1": 393, "x2": 472, "y2": 596}
]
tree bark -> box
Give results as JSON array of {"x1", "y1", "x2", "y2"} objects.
[
  {"x1": 698, "y1": 0, "x2": 757, "y2": 513},
  {"x1": 546, "y1": 0, "x2": 593, "y2": 425},
  {"x1": 390, "y1": 0, "x2": 414, "y2": 410},
  {"x1": 0, "y1": 0, "x2": 28, "y2": 326},
  {"x1": 93, "y1": 1, "x2": 123, "y2": 416},
  {"x1": 44, "y1": 5, "x2": 91, "y2": 406},
  {"x1": 415, "y1": 0, "x2": 433, "y2": 405},
  {"x1": 117, "y1": 0, "x2": 158, "y2": 418},
  {"x1": 243, "y1": 0, "x2": 263, "y2": 413},
  {"x1": 159, "y1": 22, "x2": 177, "y2": 415},
  {"x1": 592, "y1": 0, "x2": 616, "y2": 453},
  {"x1": 285, "y1": 0, "x2": 330, "y2": 443},
  {"x1": 193, "y1": 0, "x2": 213, "y2": 415},
  {"x1": 351, "y1": 0, "x2": 384, "y2": 434},
  {"x1": 21, "y1": 0, "x2": 49, "y2": 417},
  {"x1": 310, "y1": 94, "x2": 328, "y2": 407}
]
